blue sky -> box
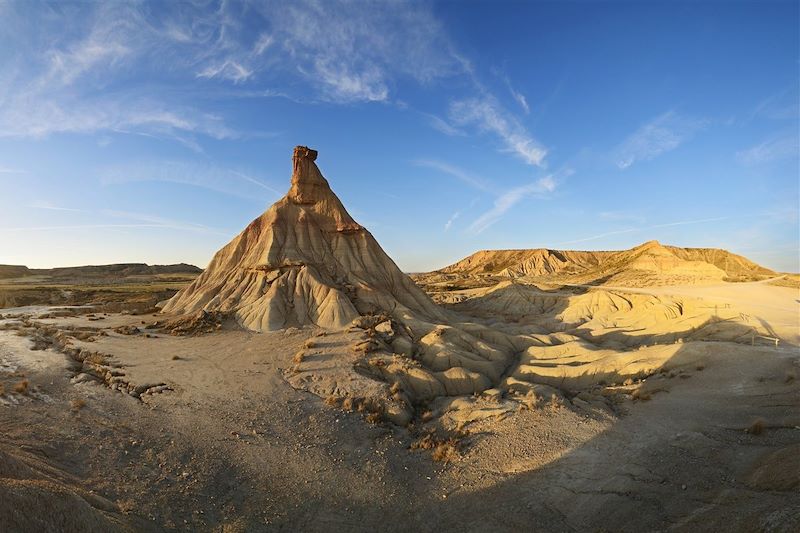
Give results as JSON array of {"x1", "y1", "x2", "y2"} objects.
[{"x1": 0, "y1": 0, "x2": 797, "y2": 272}]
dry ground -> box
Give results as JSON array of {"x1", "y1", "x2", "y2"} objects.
[{"x1": 0, "y1": 279, "x2": 798, "y2": 532}]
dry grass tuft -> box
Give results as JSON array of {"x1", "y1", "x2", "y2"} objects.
[
  {"x1": 547, "y1": 394, "x2": 562, "y2": 410},
  {"x1": 746, "y1": 418, "x2": 765, "y2": 435},
  {"x1": 432, "y1": 440, "x2": 460, "y2": 463},
  {"x1": 518, "y1": 391, "x2": 538, "y2": 411},
  {"x1": 324, "y1": 394, "x2": 341, "y2": 407},
  {"x1": 303, "y1": 339, "x2": 316, "y2": 350},
  {"x1": 70, "y1": 398, "x2": 86, "y2": 411},
  {"x1": 631, "y1": 388, "x2": 651, "y2": 402},
  {"x1": 293, "y1": 351, "x2": 305, "y2": 364},
  {"x1": 389, "y1": 382, "x2": 401, "y2": 394},
  {"x1": 341, "y1": 397, "x2": 354, "y2": 411},
  {"x1": 14, "y1": 379, "x2": 29, "y2": 395},
  {"x1": 420, "y1": 410, "x2": 433, "y2": 422},
  {"x1": 365, "y1": 412, "x2": 382, "y2": 424}
]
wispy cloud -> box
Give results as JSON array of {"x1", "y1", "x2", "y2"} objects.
[
  {"x1": 413, "y1": 159, "x2": 492, "y2": 192},
  {"x1": 750, "y1": 89, "x2": 800, "y2": 121},
  {"x1": 101, "y1": 209, "x2": 227, "y2": 235},
  {"x1": 556, "y1": 215, "x2": 741, "y2": 246},
  {"x1": 29, "y1": 202, "x2": 85, "y2": 213},
  {"x1": 444, "y1": 211, "x2": 460, "y2": 231},
  {"x1": 450, "y1": 96, "x2": 547, "y2": 167},
  {"x1": 0, "y1": 166, "x2": 25, "y2": 174},
  {"x1": 99, "y1": 160, "x2": 281, "y2": 201},
  {"x1": 423, "y1": 113, "x2": 465, "y2": 136},
  {"x1": 736, "y1": 135, "x2": 798, "y2": 165},
  {"x1": 469, "y1": 175, "x2": 559, "y2": 234},
  {"x1": 615, "y1": 111, "x2": 706, "y2": 169},
  {"x1": 197, "y1": 60, "x2": 253, "y2": 83}
]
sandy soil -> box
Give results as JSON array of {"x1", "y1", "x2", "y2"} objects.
[{"x1": 1, "y1": 276, "x2": 798, "y2": 532}]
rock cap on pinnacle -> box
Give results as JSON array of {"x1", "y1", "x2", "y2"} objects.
[{"x1": 289, "y1": 145, "x2": 328, "y2": 205}]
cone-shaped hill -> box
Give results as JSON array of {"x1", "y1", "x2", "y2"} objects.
[{"x1": 163, "y1": 146, "x2": 446, "y2": 331}]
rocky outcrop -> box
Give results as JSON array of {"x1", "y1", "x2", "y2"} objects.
[{"x1": 163, "y1": 146, "x2": 447, "y2": 332}]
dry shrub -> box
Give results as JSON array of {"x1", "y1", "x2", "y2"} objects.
[
  {"x1": 324, "y1": 394, "x2": 341, "y2": 407},
  {"x1": 303, "y1": 339, "x2": 316, "y2": 350},
  {"x1": 746, "y1": 418, "x2": 765, "y2": 435},
  {"x1": 432, "y1": 440, "x2": 460, "y2": 463},
  {"x1": 70, "y1": 398, "x2": 86, "y2": 411},
  {"x1": 547, "y1": 394, "x2": 562, "y2": 410},
  {"x1": 420, "y1": 410, "x2": 433, "y2": 422},
  {"x1": 411, "y1": 433, "x2": 461, "y2": 463},
  {"x1": 171, "y1": 355, "x2": 181, "y2": 361},
  {"x1": 631, "y1": 388, "x2": 651, "y2": 402},
  {"x1": 389, "y1": 382, "x2": 401, "y2": 394},
  {"x1": 341, "y1": 397, "x2": 354, "y2": 411},
  {"x1": 293, "y1": 351, "x2": 305, "y2": 364},
  {"x1": 518, "y1": 391, "x2": 538, "y2": 411},
  {"x1": 368, "y1": 357, "x2": 386, "y2": 367},
  {"x1": 14, "y1": 379, "x2": 29, "y2": 395},
  {"x1": 365, "y1": 412, "x2": 382, "y2": 424}
]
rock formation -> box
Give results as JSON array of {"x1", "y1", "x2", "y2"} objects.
[
  {"x1": 434, "y1": 240, "x2": 775, "y2": 286},
  {"x1": 163, "y1": 146, "x2": 446, "y2": 331}
]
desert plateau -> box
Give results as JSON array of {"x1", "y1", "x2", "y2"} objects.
[{"x1": 1, "y1": 1, "x2": 798, "y2": 532}]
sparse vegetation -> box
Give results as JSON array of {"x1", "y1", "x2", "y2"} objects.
[
  {"x1": 410, "y1": 432, "x2": 461, "y2": 463},
  {"x1": 14, "y1": 379, "x2": 29, "y2": 395},
  {"x1": 70, "y1": 398, "x2": 86, "y2": 411},
  {"x1": 746, "y1": 418, "x2": 765, "y2": 435},
  {"x1": 631, "y1": 388, "x2": 651, "y2": 402},
  {"x1": 303, "y1": 339, "x2": 316, "y2": 349},
  {"x1": 324, "y1": 394, "x2": 341, "y2": 407},
  {"x1": 293, "y1": 351, "x2": 305, "y2": 364}
]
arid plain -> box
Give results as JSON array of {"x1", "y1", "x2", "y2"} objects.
[{"x1": 1, "y1": 147, "x2": 798, "y2": 532}]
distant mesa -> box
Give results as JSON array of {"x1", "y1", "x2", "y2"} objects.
[
  {"x1": 0, "y1": 263, "x2": 201, "y2": 279},
  {"x1": 435, "y1": 239, "x2": 775, "y2": 286}
]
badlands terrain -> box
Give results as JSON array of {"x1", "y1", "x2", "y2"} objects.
[{"x1": 1, "y1": 146, "x2": 798, "y2": 532}]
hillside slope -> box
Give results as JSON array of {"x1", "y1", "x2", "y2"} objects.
[{"x1": 433, "y1": 241, "x2": 775, "y2": 287}]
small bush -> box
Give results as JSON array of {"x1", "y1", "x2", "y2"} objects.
[
  {"x1": 70, "y1": 398, "x2": 86, "y2": 411},
  {"x1": 746, "y1": 418, "x2": 765, "y2": 435},
  {"x1": 293, "y1": 351, "x2": 305, "y2": 364},
  {"x1": 432, "y1": 440, "x2": 460, "y2": 463},
  {"x1": 303, "y1": 339, "x2": 315, "y2": 350},
  {"x1": 365, "y1": 412, "x2": 382, "y2": 424},
  {"x1": 631, "y1": 388, "x2": 651, "y2": 402},
  {"x1": 324, "y1": 394, "x2": 341, "y2": 407},
  {"x1": 14, "y1": 379, "x2": 29, "y2": 395}
]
